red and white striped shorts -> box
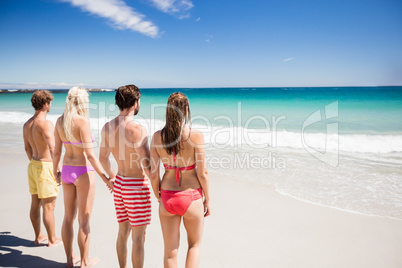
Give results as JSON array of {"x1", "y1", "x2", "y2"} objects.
[{"x1": 113, "y1": 175, "x2": 151, "y2": 226}]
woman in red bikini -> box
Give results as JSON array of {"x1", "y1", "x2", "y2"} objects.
[
  {"x1": 150, "y1": 92, "x2": 210, "y2": 268},
  {"x1": 53, "y1": 87, "x2": 114, "y2": 267}
]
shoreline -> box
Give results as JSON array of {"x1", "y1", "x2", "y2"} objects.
[
  {"x1": 1, "y1": 128, "x2": 402, "y2": 220},
  {"x1": 274, "y1": 186, "x2": 402, "y2": 222}
]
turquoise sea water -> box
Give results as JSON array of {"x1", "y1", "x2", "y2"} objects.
[
  {"x1": 1, "y1": 87, "x2": 401, "y2": 219},
  {"x1": 2, "y1": 87, "x2": 401, "y2": 133}
]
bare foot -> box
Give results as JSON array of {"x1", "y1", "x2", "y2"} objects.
[
  {"x1": 66, "y1": 254, "x2": 80, "y2": 267},
  {"x1": 81, "y1": 257, "x2": 99, "y2": 268},
  {"x1": 48, "y1": 237, "x2": 63, "y2": 247},
  {"x1": 34, "y1": 234, "x2": 47, "y2": 245}
]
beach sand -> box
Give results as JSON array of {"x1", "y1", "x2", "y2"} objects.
[{"x1": 0, "y1": 151, "x2": 402, "y2": 268}]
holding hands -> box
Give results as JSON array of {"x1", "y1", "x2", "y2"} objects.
[
  {"x1": 101, "y1": 174, "x2": 115, "y2": 193},
  {"x1": 54, "y1": 170, "x2": 62, "y2": 186}
]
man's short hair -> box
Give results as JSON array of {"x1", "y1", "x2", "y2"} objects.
[
  {"x1": 115, "y1": 84, "x2": 142, "y2": 111},
  {"x1": 31, "y1": 90, "x2": 54, "y2": 111}
]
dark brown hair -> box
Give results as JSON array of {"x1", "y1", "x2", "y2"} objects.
[
  {"x1": 31, "y1": 90, "x2": 53, "y2": 110},
  {"x1": 115, "y1": 84, "x2": 141, "y2": 111},
  {"x1": 161, "y1": 92, "x2": 191, "y2": 155}
]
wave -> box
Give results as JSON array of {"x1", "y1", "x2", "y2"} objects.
[{"x1": 1, "y1": 111, "x2": 401, "y2": 154}]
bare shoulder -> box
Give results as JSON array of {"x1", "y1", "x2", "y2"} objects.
[
  {"x1": 23, "y1": 116, "x2": 34, "y2": 129},
  {"x1": 55, "y1": 116, "x2": 63, "y2": 132},
  {"x1": 128, "y1": 121, "x2": 147, "y2": 134},
  {"x1": 152, "y1": 130, "x2": 162, "y2": 140},
  {"x1": 44, "y1": 119, "x2": 54, "y2": 129},
  {"x1": 189, "y1": 128, "x2": 204, "y2": 143},
  {"x1": 127, "y1": 121, "x2": 148, "y2": 143},
  {"x1": 35, "y1": 118, "x2": 54, "y2": 133},
  {"x1": 101, "y1": 121, "x2": 110, "y2": 133},
  {"x1": 74, "y1": 114, "x2": 89, "y2": 124},
  {"x1": 72, "y1": 115, "x2": 89, "y2": 129},
  {"x1": 23, "y1": 119, "x2": 30, "y2": 130},
  {"x1": 55, "y1": 116, "x2": 62, "y2": 127}
]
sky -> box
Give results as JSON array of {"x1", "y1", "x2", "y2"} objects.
[{"x1": 0, "y1": 0, "x2": 401, "y2": 89}]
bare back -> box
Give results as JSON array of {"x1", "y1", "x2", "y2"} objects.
[
  {"x1": 154, "y1": 127, "x2": 201, "y2": 191},
  {"x1": 102, "y1": 116, "x2": 148, "y2": 178},
  {"x1": 55, "y1": 115, "x2": 92, "y2": 166},
  {"x1": 23, "y1": 114, "x2": 54, "y2": 161}
]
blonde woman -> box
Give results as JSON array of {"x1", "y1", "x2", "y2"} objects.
[
  {"x1": 54, "y1": 87, "x2": 114, "y2": 267},
  {"x1": 150, "y1": 92, "x2": 210, "y2": 268}
]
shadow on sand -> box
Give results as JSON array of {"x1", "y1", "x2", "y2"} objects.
[{"x1": 0, "y1": 232, "x2": 65, "y2": 268}]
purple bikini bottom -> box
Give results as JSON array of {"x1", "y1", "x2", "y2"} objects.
[{"x1": 61, "y1": 165, "x2": 95, "y2": 184}]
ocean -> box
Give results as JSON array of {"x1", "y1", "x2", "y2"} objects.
[{"x1": 1, "y1": 87, "x2": 401, "y2": 219}]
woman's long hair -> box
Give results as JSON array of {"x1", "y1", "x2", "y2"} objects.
[
  {"x1": 62, "y1": 87, "x2": 89, "y2": 141},
  {"x1": 161, "y1": 92, "x2": 191, "y2": 155}
]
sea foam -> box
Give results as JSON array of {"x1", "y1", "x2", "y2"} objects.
[{"x1": 1, "y1": 111, "x2": 401, "y2": 154}]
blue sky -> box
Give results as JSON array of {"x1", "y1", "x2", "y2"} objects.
[{"x1": 0, "y1": 0, "x2": 401, "y2": 89}]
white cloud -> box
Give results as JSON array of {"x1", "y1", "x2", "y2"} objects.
[
  {"x1": 195, "y1": 17, "x2": 200, "y2": 22},
  {"x1": 62, "y1": 0, "x2": 159, "y2": 37},
  {"x1": 283, "y1": 57, "x2": 294, "y2": 62},
  {"x1": 205, "y1": 34, "x2": 213, "y2": 44},
  {"x1": 148, "y1": 0, "x2": 193, "y2": 16}
]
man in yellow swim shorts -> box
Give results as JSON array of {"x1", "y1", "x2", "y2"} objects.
[{"x1": 23, "y1": 90, "x2": 62, "y2": 247}]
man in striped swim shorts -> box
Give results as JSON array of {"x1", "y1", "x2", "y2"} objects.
[{"x1": 99, "y1": 85, "x2": 151, "y2": 268}]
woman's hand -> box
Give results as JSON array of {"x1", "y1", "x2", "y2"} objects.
[
  {"x1": 203, "y1": 200, "x2": 210, "y2": 217},
  {"x1": 102, "y1": 174, "x2": 114, "y2": 193},
  {"x1": 107, "y1": 177, "x2": 115, "y2": 193}
]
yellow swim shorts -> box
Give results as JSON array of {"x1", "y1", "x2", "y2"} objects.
[{"x1": 28, "y1": 159, "x2": 59, "y2": 198}]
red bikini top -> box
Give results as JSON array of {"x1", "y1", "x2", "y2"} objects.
[{"x1": 163, "y1": 147, "x2": 196, "y2": 186}]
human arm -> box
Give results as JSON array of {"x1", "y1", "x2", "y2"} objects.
[
  {"x1": 53, "y1": 118, "x2": 63, "y2": 185},
  {"x1": 99, "y1": 124, "x2": 116, "y2": 181},
  {"x1": 23, "y1": 124, "x2": 33, "y2": 161},
  {"x1": 194, "y1": 131, "x2": 210, "y2": 217},
  {"x1": 133, "y1": 125, "x2": 151, "y2": 179},
  {"x1": 42, "y1": 120, "x2": 55, "y2": 160},
  {"x1": 149, "y1": 132, "x2": 161, "y2": 201},
  {"x1": 78, "y1": 116, "x2": 114, "y2": 192}
]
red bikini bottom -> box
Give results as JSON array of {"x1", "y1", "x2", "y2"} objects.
[{"x1": 160, "y1": 188, "x2": 203, "y2": 216}]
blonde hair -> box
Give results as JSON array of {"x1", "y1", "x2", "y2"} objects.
[{"x1": 62, "y1": 87, "x2": 89, "y2": 141}]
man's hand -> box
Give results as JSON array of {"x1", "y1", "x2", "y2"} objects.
[{"x1": 54, "y1": 171, "x2": 61, "y2": 186}]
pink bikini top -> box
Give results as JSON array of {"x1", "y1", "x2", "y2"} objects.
[
  {"x1": 163, "y1": 147, "x2": 196, "y2": 186},
  {"x1": 63, "y1": 134, "x2": 94, "y2": 145}
]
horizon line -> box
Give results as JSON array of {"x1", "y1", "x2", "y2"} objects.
[{"x1": 1, "y1": 85, "x2": 402, "y2": 92}]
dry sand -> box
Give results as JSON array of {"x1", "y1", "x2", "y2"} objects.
[{"x1": 1, "y1": 151, "x2": 402, "y2": 267}]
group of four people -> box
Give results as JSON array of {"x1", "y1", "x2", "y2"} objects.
[{"x1": 23, "y1": 85, "x2": 210, "y2": 268}]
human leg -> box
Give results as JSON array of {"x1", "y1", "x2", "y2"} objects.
[
  {"x1": 159, "y1": 204, "x2": 182, "y2": 268},
  {"x1": 75, "y1": 171, "x2": 98, "y2": 267},
  {"x1": 182, "y1": 198, "x2": 204, "y2": 268},
  {"x1": 116, "y1": 221, "x2": 131, "y2": 268},
  {"x1": 41, "y1": 196, "x2": 62, "y2": 247},
  {"x1": 131, "y1": 225, "x2": 147, "y2": 268},
  {"x1": 62, "y1": 182, "x2": 79, "y2": 267},
  {"x1": 30, "y1": 194, "x2": 46, "y2": 244}
]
